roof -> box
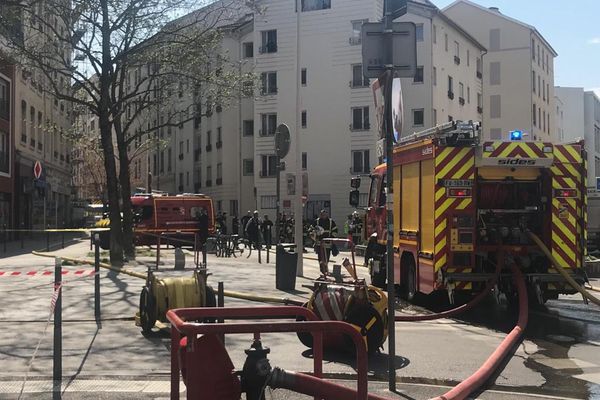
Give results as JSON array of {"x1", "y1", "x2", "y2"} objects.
[
  {"x1": 406, "y1": 0, "x2": 486, "y2": 51},
  {"x1": 443, "y1": 0, "x2": 557, "y2": 56}
]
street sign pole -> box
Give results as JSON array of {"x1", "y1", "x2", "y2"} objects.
[{"x1": 276, "y1": 155, "x2": 281, "y2": 242}]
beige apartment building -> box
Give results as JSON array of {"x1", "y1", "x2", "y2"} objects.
[
  {"x1": 444, "y1": 0, "x2": 558, "y2": 142},
  {"x1": 555, "y1": 87, "x2": 600, "y2": 188}
]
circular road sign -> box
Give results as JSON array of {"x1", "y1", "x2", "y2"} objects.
[{"x1": 275, "y1": 124, "x2": 291, "y2": 159}]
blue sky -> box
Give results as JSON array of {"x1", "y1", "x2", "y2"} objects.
[{"x1": 435, "y1": 0, "x2": 600, "y2": 97}]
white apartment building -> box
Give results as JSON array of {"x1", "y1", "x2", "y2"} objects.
[
  {"x1": 555, "y1": 87, "x2": 600, "y2": 188},
  {"x1": 252, "y1": 0, "x2": 484, "y2": 224},
  {"x1": 444, "y1": 0, "x2": 558, "y2": 142}
]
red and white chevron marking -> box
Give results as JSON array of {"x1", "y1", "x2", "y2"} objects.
[{"x1": 0, "y1": 269, "x2": 94, "y2": 277}]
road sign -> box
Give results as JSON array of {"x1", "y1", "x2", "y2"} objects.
[
  {"x1": 33, "y1": 160, "x2": 43, "y2": 180},
  {"x1": 361, "y1": 22, "x2": 417, "y2": 79},
  {"x1": 275, "y1": 124, "x2": 291, "y2": 158},
  {"x1": 391, "y1": 77, "x2": 404, "y2": 142}
]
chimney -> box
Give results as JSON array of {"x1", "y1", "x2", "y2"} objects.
[{"x1": 488, "y1": 6, "x2": 500, "y2": 12}]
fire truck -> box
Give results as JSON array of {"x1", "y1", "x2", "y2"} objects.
[
  {"x1": 352, "y1": 121, "x2": 588, "y2": 305},
  {"x1": 97, "y1": 193, "x2": 216, "y2": 249}
]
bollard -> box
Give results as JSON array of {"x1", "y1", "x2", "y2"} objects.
[
  {"x1": 258, "y1": 245, "x2": 262, "y2": 264},
  {"x1": 202, "y1": 242, "x2": 207, "y2": 268},
  {"x1": 46, "y1": 224, "x2": 50, "y2": 252},
  {"x1": 53, "y1": 258, "x2": 62, "y2": 400},
  {"x1": 217, "y1": 282, "x2": 225, "y2": 344},
  {"x1": 94, "y1": 234, "x2": 101, "y2": 322},
  {"x1": 266, "y1": 246, "x2": 270, "y2": 264}
]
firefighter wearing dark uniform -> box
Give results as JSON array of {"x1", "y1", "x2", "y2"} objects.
[{"x1": 313, "y1": 209, "x2": 338, "y2": 273}]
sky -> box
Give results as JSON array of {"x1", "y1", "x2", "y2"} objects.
[{"x1": 434, "y1": 0, "x2": 600, "y2": 98}]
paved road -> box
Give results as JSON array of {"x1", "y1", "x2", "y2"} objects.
[{"x1": 0, "y1": 237, "x2": 599, "y2": 399}]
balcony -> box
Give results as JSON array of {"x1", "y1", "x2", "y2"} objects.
[
  {"x1": 216, "y1": 141, "x2": 222, "y2": 149},
  {"x1": 206, "y1": 144, "x2": 212, "y2": 152},
  {"x1": 258, "y1": 42, "x2": 277, "y2": 54},
  {"x1": 349, "y1": 37, "x2": 361, "y2": 46},
  {"x1": 459, "y1": 97, "x2": 465, "y2": 106},
  {"x1": 476, "y1": 71, "x2": 482, "y2": 79},
  {"x1": 454, "y1": 56, "x2": 460, "y2": 65},
  {"x1": 178, "y1": 153, "x2": 184, "y2": 161},
  {"x1": 216, "y1": 178, "x2": 223, "y2": 185},
  {"x1": 448, "y1": 91, "x2": 454, "y2": 100},
  {"x1": 477, "y1": 106, "x2": 483, "y2": 114},
  {"x1": 206, "y1": 180, "x2": 212, "y2": 187}
]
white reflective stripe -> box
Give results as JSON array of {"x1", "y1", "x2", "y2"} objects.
[
  {"x1": 328, "y1": 288, "x2": 344, "y2": 320},
  {"x1": 313, "y1": 293, "x2": 331, "y2": 320}
]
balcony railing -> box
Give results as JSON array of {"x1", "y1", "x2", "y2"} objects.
[
  {"x1": 206, "y1": 144, "x2": 212, "y2": 152},
  {"x1": 476, "y1": 71, "x2": 482, "y2": 79},
  {"x1": 349, "y1": 37, "x2": 361, "y2": 45},
  {"x1": 454, "y1": 56, "x2": 461, "y2": 65},
  {"x1": 459, "y1": 97, "x2": 465, "y2": 105},
  {"x1": 216, "y1": 178, "x2": 223, "y2": 185},
  {"x1": 448, "y1": 91, "x2": 454, "y2": 100},
  {"x1": 216, "y1": 141, "x2": 222, "y2": 149},
  {"x1": 258, "y1": 42, "x2": 277, "y2": 54}
]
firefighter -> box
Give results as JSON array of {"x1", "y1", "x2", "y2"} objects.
[
  {"x1": 241, "y1": 211, "x2": 252, "y2": 239},
  {"x1": 231, "y1": 215, "x2": 239, "y2": 235},
  {"x1": 196, "y1": 208, "x2": 209, "y2": 248},
  {"x1": 313, "y1": 209, "x2": 338, "y2": 273},
  {"x1": 245, "y1": 211, "x2": 262, "y2": 249},
  {"x1": 261, "y1": 214, "x2": 273, "y2": 248},
  {"x1": 350, "y1": 211, "x2": 362, "y2": 245}
]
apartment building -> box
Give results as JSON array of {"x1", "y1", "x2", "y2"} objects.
[
  {"x1": 252, "y1": 0, "x2": 484, "y2": 224},
  {"x1": 444, "y1": 0, "x2": 558, "y2": 142},
  {"x1": 555, "y1": 87, "x2": 600, "y2": 188}
]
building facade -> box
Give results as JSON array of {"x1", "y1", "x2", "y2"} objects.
[
  {"x1": 0, "y1": 62, "x2": 14, "y2": 229},
  {"x1": 555, "y1": 87, "x2": 600, "y2": 188},
  {"x1": 444, "y1": 0, "x2": 558, "y2": 142}
]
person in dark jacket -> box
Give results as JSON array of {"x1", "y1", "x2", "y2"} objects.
[
  {"x1": 231, "y1": 215, "x2": 239, "y2": 235},
  {"x1": 313, "y1": 209, "x2": 338, "y2": 273},
  {"x1": 261, "y1": 214, "x2": 274, "y2": 248},
  {"x1": 245, "y1": 211, "x2": 261, "y2": 249},
  {"x1": 196, "y1": 208, "x2": 209, "y2": 246}
]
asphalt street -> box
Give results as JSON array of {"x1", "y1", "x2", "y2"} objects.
[{"x1": 0, "y1": 237, "x2": 599, "y2": 399}]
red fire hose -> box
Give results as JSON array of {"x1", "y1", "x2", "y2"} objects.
[
  {"x1": 395, "y1": 261, "x2": 502, "y2": 322},
  {"x1": 431, "y1": 263, "x2": 528, "y2": 400},
  {"x1": 271, "y1": 263, "x2": 528, "y2": 400}
]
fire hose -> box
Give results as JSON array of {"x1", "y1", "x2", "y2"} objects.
[
  {"x1": 269, "y1": 263, "x2": 528, "y2": 400},
  {"x1": 31, "y1": 251, "x2": 303, "y2": 305},
  {"x1": 526, "y1": 231, "x2": 600, "y2": 307}
]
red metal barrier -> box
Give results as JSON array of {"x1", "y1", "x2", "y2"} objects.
[{"x1": 166, "y1": 306, "x2": 369, "y2": 400}]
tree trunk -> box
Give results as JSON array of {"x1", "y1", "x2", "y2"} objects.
[{"x1": 114, "y1": 118, "x2": 135, "y2": 259}]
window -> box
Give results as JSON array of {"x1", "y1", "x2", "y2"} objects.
[
  {"x1": 207, "y1": 130, "x2": 212, "y2": 146},
  {"x1": 301, "y1": 68, "x2": 307, "y2": 85},
  {"x1": 243, "y1": 159, "x2": 254, "y2": 176},
  {"x1": 160, "y1": 151, "x2": 164, "y2": 173},
  {"x1": 490, "y1": 62, "x2": 500, "y2": 85},
  {"x1": 352, "y1": 64, "x2": 368, "y2": 87},
  {"x1": 467, "y1": 86, "x2": 471, "y2": 103},
  {"x1": 537, "y1": 45, "x2": 540, "y2": 66},
  {"x1": 187, "y1": 139, "x2": 190, "y2": 153},
  {"x1": 459, "y1": 82, "x2": 464, "y2": 104},
  {"x1": 532, "y1": 71, "x2": 536, "y2": 93},
  {"x1": 538, "y1": 75, "x2": 541, "y2": 98},
  {"x1": 29, "y1": 106, "x2": 35, "y2": 147},
  {"x1": 546, "y1": 83, "x2": 549, "y2": 104},
  {"x1": 217, "y1": 163, "x2": 222, "y2": 185},
  {"x1": 0, "y1": 130, "x2": 8, "y2": 173},
  {"x1": 260, "y1": 30, "x2": 277, "y2": 53},
  {"x1": 412, "y1": 109, "x2": 424, "y2": 126},
  {"x1": 542, "y1": 49, "x2": 545, "y2": 71},
  {"x1": 261, "y1": 155, "x2": 278, "y2": 177},
  {"x1": 179, "y1": 141, "x2": 184, "y2": 155},
  {"x1": 0, "y1": 78, "x2": 8, "y2": 120},
  {"x1": 301, "y1": 111, "x2": 307, "y2": 128},
  {"x1": 467, "y1": 49, "x2": 470, "y2": 66},
  {"x1": 168, "y1": 148, "x2": 172, "y2": 171},
  {"x1": 532, "y1": 103, "x2": 537, "y2": 126},
  {"x1": 454, "y1": 41, "x2": 460, "y2": 63},
  {"x1": 448, "y1": 76, "x2": 454, "y2": 99},
  {"x1": 490, "y1": 95, "x2": 501, "y2": 118},
  {"x1": 261, "y1": 195, "x2": 277, "y2": 209},
  {"x1": 230, "y1": 200, "x2": 239, "y2": 216},
  {"x1": 243, "y1": 120, "x2": 254, "y2": 136},
  {"x1": 206, "y1": 166, "x2": 212, "y2": 186},
  {"x1": 444, "y1": 33, "x2": 448, "y2": 52},
  {"x1": 543, "y1": 110, "x2": 546, "y2": 132},
  {"x1": 260, "y1": 72, "x2": 277, "y2": 94},
  {"x1": 21, "y1": 100, "x2": 27, "y2": 143},
  {"x1": 532, "y1": 38, "x2": 535, "y2": 59},
  {"x1": 217, "y1": 127, "x2": 222, "y2": 144},
  {"x1": 301, "y1": 0, "x2": 331, "y2": 11},
  {"x1": 477, "y1": 93, "x2": 482, "y2": 113},
  {"x1": 543, "y1": 79, "x2": 546, "y2": 101},
  {"x1": 432, "y1": 109, "x2": 437, "y2": 125},
  {"x1": 186, "y1": 172, "x2": 190, "y2": 186},
  {"x1": 432, "y1": 67, "x2": 437, "y2": 86},
  {"x1": 351, "y1": 20, "x2": 365, "y2": 45},
  {"x1": 413, "y1": 66, "x2": 424, "y2": 83},
  {"x1": 351, "y1": 150, "x2": 370, "y2": 174},
  {"x1": 432, "y1": 24, "x2": 437, "y2": 44},
  {"x1": 243, "y1": 42, "x2": 254, "y2": 58},
  {"x1": 260, "y1": 113, "x2": 277, "y2": 136},
  {"x1": 302, "y1": 152, "x2": 307, "y2": 170},
  {"x1": 351, "y1": 107, "x2": 370, "y2": 130},
  {"x1": 489, "y1": 29, "x2": 500, "y2": 51},
  {"x1": 476, "y1": 57, "x2": 482, "y2": 79},
  {"x1": 416, "y1": 24, "x2": 423, "y2": 42}
]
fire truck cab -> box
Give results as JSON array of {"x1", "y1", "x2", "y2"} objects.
[{"x1": 354, "y1": 121, "x2": 588, "y2": 305}]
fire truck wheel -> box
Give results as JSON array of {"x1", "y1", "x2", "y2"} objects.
[
  {"x1": 296, "y1": 303, "x2": 314, "y2": 348},
  {"x1": 400, "y1": 257, "x2": 417, "y2": 301},
  {"x1": 139, "y1": 286, "x2": 157, "y2": 333}
]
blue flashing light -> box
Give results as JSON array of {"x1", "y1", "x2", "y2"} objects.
[{"x1": 510, "y1": 130, "x2": 523, "y2": 141}]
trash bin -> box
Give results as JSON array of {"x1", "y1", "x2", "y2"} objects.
[{"x1": 276, "y1": 245, "x2": 297, "y2": 290}]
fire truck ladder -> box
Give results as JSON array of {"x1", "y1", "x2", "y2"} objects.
[{"x1": 398, "y1": 120, "x2": 481, "y2": 147}]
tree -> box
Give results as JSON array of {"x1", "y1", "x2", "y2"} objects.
[{"x1": 0, "y1": 0, "x2": 256, "y2": 263}]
